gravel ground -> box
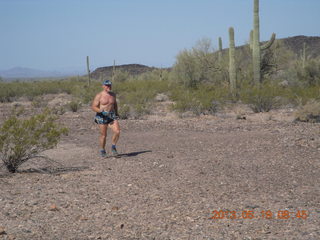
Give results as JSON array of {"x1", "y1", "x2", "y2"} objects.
[{"x1": 0, "y1": 99, "x2": 319, "y2": 240}]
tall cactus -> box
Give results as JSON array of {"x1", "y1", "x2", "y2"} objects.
[
  {"x1": 112, "y1": 59, "x2": 116, "y2": 82},
  {"x1": 250, "y1": 30, "x2": 254, "y2": 50},
  {"x1": 229, "y1": 27, "x2": 236, "y2": 94},
  {"x1": 252, "y1": 0, "x2": 276, "y2": 84},
  {"x1": 86, "y1": 56, "x2": 91, "y2": 86},
  {"x1": 218, "y1": 37, "x2": 223, "y2": 63},
  {"x1": 301, "y1": 42, "x2": 307, "y2": 69}
]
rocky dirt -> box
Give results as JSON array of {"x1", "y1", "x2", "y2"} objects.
[{"x1": 0, "y1": 96, "x2": 319, "y2": 240}]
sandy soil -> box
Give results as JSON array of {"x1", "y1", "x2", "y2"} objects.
[{"x1": 0, "y1": 96, "x2": 319, "y2": 240}]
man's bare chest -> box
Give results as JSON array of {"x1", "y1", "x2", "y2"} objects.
[{"x1": 100, "y1": 93, "x2": 115, "y2": 105}]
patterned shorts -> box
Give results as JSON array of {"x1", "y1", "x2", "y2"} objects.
[{"x1": 94, "y1": 111, "x2": 117, "y2": 124}]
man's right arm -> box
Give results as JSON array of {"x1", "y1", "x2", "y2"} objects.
[{"x1": 91, "y1": 93, "x2": 101, "y2": 113}]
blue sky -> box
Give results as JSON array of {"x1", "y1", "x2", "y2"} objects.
[{"x1": 1, "y1": 0, "x2": 320, "y2": 73}]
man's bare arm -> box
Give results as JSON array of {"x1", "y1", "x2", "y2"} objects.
[{"x1": 91, "y1": 93, "x2": 101, "y2": 113}]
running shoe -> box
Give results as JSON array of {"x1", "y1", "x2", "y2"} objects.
[
  {"x1": 111, "y1": 147, "x2": 118, "y2": 156},
  {"x1": 100, "y1": 149, "x2": 107, "y2": 157}
]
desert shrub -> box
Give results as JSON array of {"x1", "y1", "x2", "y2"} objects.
[
  {"x1": 240, "y1": 82, "x2": 285, "y2": 112},
  {"x1": 170, "y1": 84, "x2": 228, "y2": 115},
  {"x1": 113, "y1": 70, "x2": 130, "y2": 82},
  {"x1": 171, "y1": 38, "x2": 220, "y2": 88},
  {"x1": 114, "y1": 79, "x2": 170, "y2": 118},
  {"x1": 0, "y1": 109, "x2": 68, "y2": 173},
  {"x1": 71, "y1": 82, "x2": 101, "y2": 104},
  {"x1": 295, "y1": 100, "x2": 320, "y2": 123},
  {"x1": 286, "y1": 85, "x2": 320, "y2": 105},
  {"x1": 51, "y1": 106, "x2": 66, "y2": 115},
  {"x1": 68, "y1": 100, "x2": 82, "y2": 112},
  {"x1": 31, "y1": 96, "x2": 48, "y2": 108},
  {"x1": 296, "y1": 59, "x2": 320, "y2": 86},
  {"x1": 135, "y1": 69, "x2": 170, "y2": 82},
  {"x1": 0, "y1": 77, "x2": 95, "y2": 103},
  {"x1": 118, "y1": 104, "x2": 130, "y2": 119},
  {"x1": 131, "y1": 104, "x2": 151, "y2": 118},
  {"x1": 0, "y1": 82, "x2": 19, "y2": 102}
]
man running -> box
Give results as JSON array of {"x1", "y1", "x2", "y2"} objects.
[{"x1": 91, "y1": 80, "x2": 120, "y2": 157}]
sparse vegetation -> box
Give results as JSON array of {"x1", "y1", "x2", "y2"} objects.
[
  {"x1": 0, "y1": 35, "x2": 319, "y2": 118},
  {"x1": 0, "y1": 109, "x2": 68, "y2": 173},
  {"x1": 295, "y1": 100, "x2": 320, "y2": 123},
  {"x1": 114, "y1": 77, "x2": 170, "y2": 118},
  {"x1": 170, "y1": 84, "x2": 228, "y2": 115},
  {"x1": 0, "y1": 77, "x2": 100, "y2": 104},
  {"x1": 240, "y1": 82, "x2": 284, "y2": 112},
  {"x1": 68, "y1": 100, "x2": 82, "y2": 112}
]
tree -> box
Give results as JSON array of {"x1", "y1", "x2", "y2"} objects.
[{"x1": 171, "y1": 38, "x2": 219, "y2": 88}]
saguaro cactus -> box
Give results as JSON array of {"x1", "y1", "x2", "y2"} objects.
[
  {"x1": 112, "y1": 59, "x2": 116, "y2": 82},
  {"x1": 218, "y1": 37, "x2": 223, "y2": 63},
  {"x1": 86, "y1": 56, "x2": 91, "y2": 86},
  {"x1": 301, "y1": 42, "x2": 307, "y2": 69},
  {"x1": 250, "y1": 30, "x2": 254, "y2": 50},
  {"x1": 252, "y1": 0, "x2": 276, "y2": 84},
  {"x1": 229, "y1": 27, "x2": 236, "y2": 93}
]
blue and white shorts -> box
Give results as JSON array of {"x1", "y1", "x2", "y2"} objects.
[{"x1": 94, "y1": 111, "x2": 118, "y2": 124}]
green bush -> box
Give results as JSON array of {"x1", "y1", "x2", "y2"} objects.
[
  {"x1": 0, "y1": 109, "x2": 68, "y2": 173},
  {"x1": 113, "y1": 70, "x2": 130, "y2": 82},
  {"x1": 295, "y1": 100, "x2": 320, "y2": 123},
  {"x1": 286, "y1": 85, "x2": 320, "y2": 106},
  {"x1": 240, "y1": 82, "x2": 286, "y2": 112},
  {"x1": 0, "y1": 77, "x2": 95, "y2": 103},
  {"x1": 31, "y1": 96, "x2": 48, "y2": 108},
  {"x1": 118, "y1": 104, "x2": 130, "y2": 119},
  {"x1": 114, "y1": 78, "x2": 170, "y2": 118},
  {"x1": 71, "y1": 82, "x2": 101, "y2": 104},
  {"x1": 171, "y1": 38, "x2": 219, "y2": 88},
  {"x1": 296, "y1": 59, "x2": 320, "y2": 86},
  {"x1": 68, "y1": 100, "x2": 82, "y2": 112},
  {"x1": 170, "y1": 84, "x2": 228, "y2": 115}
]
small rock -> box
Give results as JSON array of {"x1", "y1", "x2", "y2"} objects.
[
  {"x1": 111, "y1": 206, "x2": 119, "y2": 211},
  {"x1": 155, "y1": 93, "x2": 169, "y2": 102},
  {"x1": 236, "y1": 115, "x2": 246, "y2": 120},
  {"x1": 180, "y1": 111, "x2": 196, "y2": 118},
  {"x1": 279, "y1": 80, "x2": 289, "y2": 87},
  {"x1": 245, "y1": 205, "x2": 260, "y2": 209},
  {"x1": 0, "y1": 227, "x2": 6, "y2": 235},
  {"x1": 79, "y1": 216, "x2": 88, "y2": 221},
  {"x1": 49, "y1": 204, "x2": 59, "y2": 211}
]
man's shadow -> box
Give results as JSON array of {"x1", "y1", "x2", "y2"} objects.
[{"x1": 118, "y1": 150, "x2": 152, "y2": 158}]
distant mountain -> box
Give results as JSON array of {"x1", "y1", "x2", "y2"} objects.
[
  {"x1": 0, "y1": 67, "x2": 66, "y2": 79},
  {"x1": 91, "y1": 64, "x2": 171, "y2": 80},
  {"x1": 280, "y1": 35, "x2": 320, "y2": 58},
  {"x1": 0, "y1": 67, "x2": 86, "y2": 80}
]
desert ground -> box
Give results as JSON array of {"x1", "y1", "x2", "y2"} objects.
[{"x1": 0, "y1": 94, "x2": 319, "y2": 240}]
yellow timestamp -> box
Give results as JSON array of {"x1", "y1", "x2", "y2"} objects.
[{"x1": 210, "y1": 210, "x2": 308, "y2": 220}]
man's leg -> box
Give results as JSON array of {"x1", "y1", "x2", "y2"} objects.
[
  {"x1": 109, "y1": 120, "x2": 120, "y2": 154},
  {"x1": 98, "y1": 124, "x2": 108, "y2": 151}
]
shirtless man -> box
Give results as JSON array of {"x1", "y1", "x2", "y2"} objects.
[{"x1": 91, "y1": 80, "x2": 120, "y2": 157}]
